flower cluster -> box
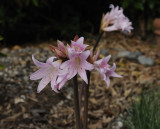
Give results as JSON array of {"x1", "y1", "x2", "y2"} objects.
[
  {"x1": 30, "y1": 36, "x2": 122, "y2": 93},
  {"x1": 100, "y1": 4, "x2": 133, "y2": 34}
]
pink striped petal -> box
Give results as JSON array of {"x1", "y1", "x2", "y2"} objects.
[
  {"x1": 30, "y1": 68, "x2": 50, "y2": 80},
  {"x1": 78, "y1": 68, "x2": 88, "y2": 84},
  {"x1": 32, "y1": 55, "x2": 47, "y2": 68},
  {"x1": 76, "y1": 37, "x2": 84, "y2": 45},
  {"x1": 111, "y1": 72, "x2": 122, "y2": 78},
  {"x1": 104, "y1": 77, "x2": 110, "y2": 88},
  {"x1": 67, "y1": 67, "x2": 77, "y2": 80},
  {"x1": 52, "y1": 60, "x2": 61, "y2": 68},
  {"x1": 47, "y1": 56, "x2": 56, "y2": 64},
  {"x1": 81, "y1": 60, "x2": 94, "y2": 71},
  {"x1": 51, "y1": 76, "x2": 59, "y2": 93},
  {"x1": 37, "y1": 76, "x2": 50, "y2": 93},
  {"x1": 58, "y1": 77, "x2": 68, "y2": 90},
  {"x1": 80, "y1": 50, "x2": 90, "y2": 60},
  {"x1": 60, "y1": 60, "x2": 70, "y2": 69}
]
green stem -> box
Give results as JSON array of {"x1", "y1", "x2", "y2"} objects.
[
  {"x1": 93, "y1": 31, "x2": 104, "y2": 52},
  {"x1": 83, "y1": 31, "x2": 104, "y2": 129},
  {"x1": 73, "y1": 75, "x2": 81, "y2": 129}
]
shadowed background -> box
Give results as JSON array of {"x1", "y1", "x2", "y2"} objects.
[{"x1": 1, "y1": 0, "x2": 160, "y2": 46}]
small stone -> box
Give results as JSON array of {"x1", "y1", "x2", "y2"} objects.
[
  {"x1": 23, "y1": 76, "x2": 28, "y2": 81},
  {"x1": 14, "y1": 97, "x2": 25, "y2": 104},
  {"x1": 101, "y1": 48, "x2": 108, "y2": 55},
  {"x1": 118, "y1": 50, "x2": 131, "y2": 58},
  {"x1": 0, "y1": 72, "x2": 3, "y2": 76},
  {"x1": 117, "y1": 121, "x2": 123, "y2": 128},
  {"x1": 138, "y1": 55, "x2": 154, "y2": 66},
  {"x1": 1, "y1": 48, "x2": 9, "y2": 55},
  {"x1": 127, "y1": 51, "x2": 142, "y2": 59},
  {"x1": 114, "y1": 47, "x2": 125, "y2": 51}
]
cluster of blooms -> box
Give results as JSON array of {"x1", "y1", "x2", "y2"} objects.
[
  {"x1": 30, "y1": 4, "x2": 133, "y2": 93},
  {"x1": 100, "y1": 4, "x2": 133, "y2": 34},
  {"x1": 30, "y1": 36, "x2": 122, "y2": 93}
]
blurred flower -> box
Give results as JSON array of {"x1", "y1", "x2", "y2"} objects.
[
  {"x1": 30, "y1": 55, "x2": 62, "y2": 93},
  {"x1": 100, "y1": 4, "x2": 133, "y2": 34},
  {"x1": 50, "y1": 40, "x2": 68, "y2": 59},
  {"x1": 95, "y1": 55, "x2": 122, "y2": 87}
]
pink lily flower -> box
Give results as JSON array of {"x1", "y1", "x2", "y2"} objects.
[
  {"x1": 95, "y1": 55, "x2": 122, "y2": 88},
  {"x1": 68, "y1": 37, "x2": 88, "y2": 56},
  {"x1": 61, "y1": 50, "x2": 94, "y2": 84},
  {"x1": 30, "y1": 55, "x2": 62, "y2": 93},
  {"x1": 100, "y1": 4, "x2": 133, "y2": 33}
]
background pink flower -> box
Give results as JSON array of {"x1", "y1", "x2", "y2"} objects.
[{"x1": 101, "y1": 4, "x2": 133, "y2": 33}]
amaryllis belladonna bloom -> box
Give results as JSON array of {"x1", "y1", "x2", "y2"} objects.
[
  {"x1": 68, "y1": 37, "x2": 88, "y2": 55},
  {"x1": 100, "y1": 4, "x2": 133, "y2": 34},
  {"x1": 30, "y1": 55, "x2": 62, "y2": 93},
  {"x1": 60, "y1": 37, "x2": 94, "y2": 84},
  {"x1": 95, "y1": 55, "x2": 122, "y2": 87}
]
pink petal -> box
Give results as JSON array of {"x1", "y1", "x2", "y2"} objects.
[
  {"x1": 111, "y1": 72, "x2": 122, "y2": 78},
  {"x1": 67, "y1": 67, "x2": 77, "y2": 80},
  {"x1": 37, "y1": 76, "x2": 50, "y2": 93},
  {"x1": 104, "y1": 77, "x2": 110, "y2": 88},
  {"x1": 52, "y1": 60, "x2": 61, "y2": 68},
  {"x1": 57, "y1": 76, "x2": 65, "y2": 84},
  {"x1": 47, "y1": 56, "x2": 56, "y2": 64},
  {"x1": 51, "y1": 76, "x2": 59, "y2": 93},
  {"x1": 60, "y1": 60, "x2": 70, "y2": 69},
  {"x1": 52, "y1": 84, "x2": 60, "y2": 93},
  {"x1": 94, "y1": 58, "x2": 103, "y2": 66},
  {"x1": 104, "y1": 55, "x2": 111, "y2": 63},
  {"x1": 80, "y1": 50, "x2": 90, "y2": 60},
  {"x1": 93, "y1": 49, "x2": 100, "y2": 61},
  {"x1": 110, "y1": 63, "x2": 116, "y2": 71},
  {"x1": 78, "y1": 68, "x2": 88, "y2": 84},
  {"x1": 32, "y1": 55, "x2": 47, "y2": 68},
  {"x1": 81, "y1": 60, "x2": 94, "y2": 71},
  {"x1": 76, "y1": 37, "x2": 84, "y2": 45},
  {"x1": 58, "y1": 77, "x2": 68, "y2": 90},
  {"x1": 57, "y1": 40, "x2": 66, "y2": 52},
  {"x1": 104, "y1": 25, "x2": 117, "y2": 32},
  {"x1": 58, "y1": 69, "x2": 68, "y2": 76},
  {"x1": 30, "y1": 68, "x2": 50, "y2": 80}
]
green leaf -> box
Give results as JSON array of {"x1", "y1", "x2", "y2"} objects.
[
  {"x1": 0, "y1": 35, "x2": 4, "y2": 41},
  {"x1": 122, "y1": 1, "x2": 129, "y2": 8},
  {"x1": 135, "y1": 3, "x2": 144, "y2": 10},
  {"x1": 32, "y1": 0, "x2": 39, "y2": 7},
  {"x1": 0, "y1": 52, "x2": 7, "y2": 57},
  {"x1": 0, "y1": 64, "x2": 4, "y2": 70}
]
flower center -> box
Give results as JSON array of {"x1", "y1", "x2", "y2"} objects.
[
  {"x1": 74, "y1": 46, "x2": 81, "y2": 52},
  {"x1": 75, "y1": 57, "x2": 81, "y2": 68}
]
